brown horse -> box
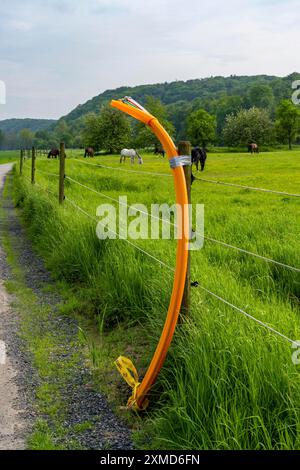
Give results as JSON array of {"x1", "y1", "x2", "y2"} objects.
[
  {"x1": 84, "y1": 147, "x2": 94, "y2": 158},
  {"x1": 47, "y1": 148, "x2": 60, "y2": 159},
  {"x1": 248, "y1": 143, "x2": 259, "y2": 154}
]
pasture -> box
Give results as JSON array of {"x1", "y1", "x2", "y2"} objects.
[
  {"x1": 10, "y1": 148, "x2": 300, "y2": 449},
  {"x1": 0, "y1": 150, "x2": 19, "y2": 164}
]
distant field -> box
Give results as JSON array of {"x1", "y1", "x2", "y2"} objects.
[
  {"x1": 11, "y1": 149, "x2": 300, "y2": 449},
  {"x1": 0, "y1": 150, "x2": 19, "y2": 164}
]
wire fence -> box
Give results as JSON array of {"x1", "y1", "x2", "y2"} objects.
[
  {"x1": 35, "y1": 168, "x2": 59, "y2": 178},
  {"x1": 193, "y1": 176, "x2": 300, "y2": 199},
  {"x1": 65, "y1": 196, "x2": 176, "y2": 271},
  {"x1": 24, "y1": 176, "x2": 57, "y2": 197},
  {"x1": 74, "y1": 159, "x2": 173, "y2": 178},
  {"x1": 64, "y1": 194, "x2": 298, "y2": 346},
  {"x1": 19, "y1": 150, "x2": 300, "y2": 347},
  {"x1": 65, "y1": 174, "x2": 300, "y2": 274},
  {"x1": 73, "y1": 158, "x2": 300, "y2": 199}
]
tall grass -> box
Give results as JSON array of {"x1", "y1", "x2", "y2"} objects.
[{"x1": 12, "y1": 149, "x2": 300, "y2": 449}]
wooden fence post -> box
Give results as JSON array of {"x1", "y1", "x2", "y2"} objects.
[
  {"x1": 31, "y1": 146, "x2": 36, "y2": 184},
  {"x1": 178, "y1": 141, "x2": 192, "y2": 318},
  {"x1": 59, "y1": 142, "x2": 66, "y2": 204},
  {"x1": 20, "y1": 149, "x2": 24, "y2": 175}
]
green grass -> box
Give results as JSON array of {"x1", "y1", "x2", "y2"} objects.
[
  {"x1": 0, "y1": 150, "x2": 19, "y2": 164},
  {"x1": 28, "y1": 420, "x2": 65, "y2": 450},
  {"x1": 11, "y1": 148, "x2": 300, "y2": 449}
]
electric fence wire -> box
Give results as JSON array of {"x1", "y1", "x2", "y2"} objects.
[
  {"x1": 64, "y1": 195, "x2": 175, "y2": 272},
  {"x1": 23, "y1": 175, "x2": 57, "y2": 197},
  {"x1": 65, "y1": 174, "x2": 300, "y2": 274},
  {"x1": 193, "y1": 176, "x2": 300, "y2": 198},
  {"x1": 63, "y1": 193, "x2": 298, "y2": 347},
  {"x1": 21, "y1": 172, "x2": 299, "y2": 346},
  {"x1": 73, "y1": 158, "x2": 300, "y2": 198},
  {"x1": 35, "y1": 168, "x2": 59, "y2": 177},
  {"x1": 73, "y1": 159, "x2": 173, "y2": 178}
]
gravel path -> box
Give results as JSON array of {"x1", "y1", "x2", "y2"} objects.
[
  {"x1": 0, "y1": 163, "x2": 33, "y2": 450},
  {"x1": 0, "y1": 165, "x2": 133, "y2": 450},
  {"x1": 0, "y1": 277, "x2": 28, "y2": 449}
]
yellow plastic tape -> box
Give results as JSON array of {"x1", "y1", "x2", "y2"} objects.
[
  {"x1": 114, "y1": 356, "x2": 149, "y2": 410},
  {"x1": 115, "y1": 356, "x2": 139, "y2": 389}
]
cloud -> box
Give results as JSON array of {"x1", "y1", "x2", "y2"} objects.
[
  {"x1": 0, "y1": 0, "x2": 299, "y2": 119},
  {"x1": 90, "y1": 1, "x2": 130, "y2": 15},
  {"x1": 8, "y1": 20, "x2": 34, "y2": 32}
]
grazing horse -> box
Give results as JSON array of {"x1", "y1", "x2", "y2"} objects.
[
  {"x1": 191, "y1": 147, "x2": 207, "y2": 171},
  {"x1": 47, "y1": 148, "x2": 60, "y2": 159},
  {"x1": 120, "y1": 149, "x2": 143, "y2": 164},
  {"x1": 248, "y1": 143, "x2": 259, "y2": 154},
  {"x1": 154, "y1": 144, "x2": 165, "y2": 158},
  {"x1": 84, "y1": 147, "x2": 94, "y2": 158}
]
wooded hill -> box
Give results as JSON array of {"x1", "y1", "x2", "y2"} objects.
[
  {"x1": 1, "y1": 73, "x2": 299, "y2": 148},
  {"x1": 60, "y1": 72, "x2": 300, "y2": 140},
  {"x1": 0, "y1": 118, "x2": 55, "y2": 134}
]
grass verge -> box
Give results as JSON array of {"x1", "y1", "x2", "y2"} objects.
[{"x1": 8, "y1": 150, "x2": 300, "y2": 449}]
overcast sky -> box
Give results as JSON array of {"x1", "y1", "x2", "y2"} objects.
[{"x1": 0, "y1": 0, "x2": 299, "y2": 120}]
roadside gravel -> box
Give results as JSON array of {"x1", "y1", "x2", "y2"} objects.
[{"x1": 0, "y1": 167, "x2": 133, "y2": 450}]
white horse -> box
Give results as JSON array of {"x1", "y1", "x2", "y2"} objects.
[{"x1": 120, "y1": 149, "x2": 143, "y2": 165}]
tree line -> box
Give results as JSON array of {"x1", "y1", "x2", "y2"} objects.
[
  {"x1": 0, "y1": 119, "x2": 80, "y2": 151},
  {"x1": 77, "y1": 96, "x2": 300, "y2": 152},
  {"x1": 1, "y1": 75, "x2": 299, "y2": 151}
]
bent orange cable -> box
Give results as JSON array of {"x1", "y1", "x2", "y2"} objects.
[{"x1": 111, "y1": 97, "x2": 189, "y2": 410}]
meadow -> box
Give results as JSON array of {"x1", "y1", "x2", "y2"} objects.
[
  {"x1": 7, "y1": 148, "x2": 300, "y2": 449},
  {"x1": 0, "y1": 150, "x2": 19, "y2": 164}
]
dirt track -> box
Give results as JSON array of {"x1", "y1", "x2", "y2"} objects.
[
  {"x1": 0, "y1": 163, "x2": 27, "y2": 450},
  {"x1": 0, "y1": 164, "x2": 133, "y2": 450},
  {"x1": 0, "y1": 278, "x2": 26, "y2": 449}
]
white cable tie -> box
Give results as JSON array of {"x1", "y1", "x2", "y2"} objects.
[{"x1": 169, "y1": 155, "x2": 191, "y2": 169}]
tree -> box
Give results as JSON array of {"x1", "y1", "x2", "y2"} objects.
[
  {"x1": 275, "y1": 100, "x2": 300, "y2": 149},
  {"x1": 55, "y1": 119, "x2": 72, "y2": 147},
  {"x1": 167, "y1": 101, "x2": 192, "y2": 141},
  {"x1": 35, "y1": 129, "x2": 49, "y2": 141},
  {"x1": 34, "y1": 130, "x2": 50, "y2": 149},
  {"x1": 223, "y1": 107, "x2": 272, "y2": 147},
  {"x1": 134, "y1": 96, "x2": 175, "y2": 149},
  {"x1": 47, "y1": 135, "x2": 60, "y2": 149},
  {"x1": 4, "y1": 131, "x2": 18, "y2": 150},
  {"x1": 246, "y1": 83, "x2": 275, "y2": 111},
  {"x1": 82, "y1": 106, "x2": 131, "y2": 153},
  {"x1": 215, "y1": 95, "x2": 243, "y2": 140},
  {"x1": 0, "y1": 129, "x2": 5, "y2": 149},
  {"x1": 73, "y1": 135, "x2": 83, "y2": 149},
  {"x1": 186, "y1": 109, "x2": 216, "y2": 147},
  {"x1": 82, "y1": 113, "x2": 103, "y2": 150},
  {"x1": 99, "y1": 106, "x2": 131, "y2": 153},
  {"x1": 19, "y1": 128, "x2": 34, "y2": 149}
]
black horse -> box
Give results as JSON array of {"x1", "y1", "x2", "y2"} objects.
[
  {"x1": 84, "y1": 147, "x2": 94, "y2": 158},
  {"x1": 47, "y1": 148, "x2": 60, "y2": 159},
  {"x1": 191, "y1": 147, "x2": 207, "y2": 171},
  {"x1": 154, "y1": 144, "x2": 165, "y2": 158}
]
